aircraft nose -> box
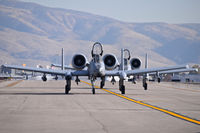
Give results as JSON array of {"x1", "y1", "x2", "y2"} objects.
[{"x1": 120, "y1": 72, "x2": 127, "y2": 80}]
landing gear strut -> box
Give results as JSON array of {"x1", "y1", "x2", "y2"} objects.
[
  {"x1": 75, "y1": 76, "x2": 80, "y2": 85},
  {"x1": 55, "y1": 75, "x2": 58, "y2": 80},
  {"x1": 156, "y1": 72, "x2": 161, "y2": 83},
  {"x1": 132, "y1": 76, "x2": 136, "y2": 84},
  {"x1": 111, "y1": 76, "x2": 116, "y2": 85}
]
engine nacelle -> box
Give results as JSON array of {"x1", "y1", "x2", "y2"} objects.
[
  {"x1": 72, "y1": 54, "x2": 87, "y2": 70},
  {"x1": 130, "y1": 58, "x2": 141, "y2": 69},
  {"x1": 103, "y1": 54, "x2": 119, "y2": 70}
]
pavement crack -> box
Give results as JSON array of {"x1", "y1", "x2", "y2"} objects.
[
  {"x1": 10, "y1": 96, "x2": 28, "y2": 114},
  {"x1": 74, "y1": 100, "x2": 109, "y2": 133}
]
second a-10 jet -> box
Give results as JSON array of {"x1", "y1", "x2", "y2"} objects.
[
  {"x1": 107, "y1": 49, "x2": 197, "y2": 89},
  {"x1": 3, "y1": 42, "x2": 197, "y2": 94}
]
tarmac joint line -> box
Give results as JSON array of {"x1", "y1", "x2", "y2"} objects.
[
  {"x1": 81, "y1": 80, "x2": 200, "y2": 125},
  {"x1": 5, "y1": 80, "x2": 23, "y2": 87}
]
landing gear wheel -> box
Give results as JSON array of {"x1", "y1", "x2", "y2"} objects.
[
  {"x1": 42, "y1": 75, "x2": 47, "y2": 82},
  {"x1": 120, "y1": 85, "x2": 125, "y2": 94},
  {"x1": 100, "y1": 81, "x2": 104, "y2": 88},
  {"x1": 65, "y1": 85, "x2": 70, "y2": 94},
  {"x1": 92, "y1": 88, "x2": 95, "y2": 94},
  {"x1": 158, "y1": 78, "x2": 161, "y2": 83},
  {"x1": 144, "y1": 83, "x2": 147, "y2": 90}
]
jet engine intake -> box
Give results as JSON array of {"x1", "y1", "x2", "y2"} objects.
[
  {"x1": 103, "y1": 54, "x2": 118, "y2": 70},
  {"x1": 130, "y1": 58, "x2": 141, "y2": 69},
  {"x1": 72, "y1": 54, "x2": 87, "y2": 70}
]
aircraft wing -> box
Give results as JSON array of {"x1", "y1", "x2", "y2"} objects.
[
  {"x1": 149, "y1": 68, "x2": 198, "y2": 75},
  {"x1": 51, "y1": 64, "x2": 75, "y2": 70},
  {"x1": 3, "y1": 65, "x2": 67, "y2": 75},
  {"x1": 3, "y1": 65, "x2": 89, "y2": 76},
  {"x1": 125, "y1": 65, "x2": 189, "y2": 76},
  {"x1": 105, "y1": 65, "x2": 190, "y2": 76}
]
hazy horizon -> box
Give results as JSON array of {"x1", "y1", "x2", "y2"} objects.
[{"x1": 20, "y1": 0, "x2": 200, "y2": 24}]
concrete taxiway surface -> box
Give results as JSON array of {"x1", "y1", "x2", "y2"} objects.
[{"x1": 0, "y1": 80, "x2": 199, "y2": 133}]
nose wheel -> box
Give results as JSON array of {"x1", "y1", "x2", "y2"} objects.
[
  {"x1": 119, "y1": 79, "x2": 125, "y2": 94},
  {"x1": 91, "y1": 77, "x2": 96, "y2": 94}
]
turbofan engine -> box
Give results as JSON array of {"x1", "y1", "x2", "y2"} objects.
[
  {"x1": 103, "y1": 54, "x2": 119, "y2": 70},
  {"x1": 130, "y1": 58, "x2": 141, "y2": 69},
  {"x1": 72, "y1": 54, "x2": 87, "y2": 70}
]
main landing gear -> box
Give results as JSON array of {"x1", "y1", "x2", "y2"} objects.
[
  {"x1": 65, "y1": 76, "x2": 71, "y2": 94},
  {"x1": 100, "y1": 77, "x2": 105, "y2": 88},
  {"x1": 143, "y1": 78, "x2": 148, "y2": 90},
  {"x1": 157, "y1": 77, "x2": 161, "y2": 83},
  {"x1": 42, "y1": 74, "x2": 47, "y2": 82}
]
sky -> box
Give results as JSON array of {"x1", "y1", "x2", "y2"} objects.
[{"x1": 21, "y1": 0, "x2": 200, "y2": 23}]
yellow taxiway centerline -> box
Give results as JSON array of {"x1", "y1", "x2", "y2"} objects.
[{"x1": 81, "y1": 80, "x2": 200, "y2": 125}]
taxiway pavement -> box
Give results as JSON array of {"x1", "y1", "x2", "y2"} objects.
[{"x1": 0, "y1": 80, "x2": 199, "y2": 133}]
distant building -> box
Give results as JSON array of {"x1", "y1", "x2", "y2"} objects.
[
  {"x1": 172, "y1": 74, "x2": 200, "y2": 83},
  {"x1": 0, "y1": 65, "x2": 12, "y2": 75}
]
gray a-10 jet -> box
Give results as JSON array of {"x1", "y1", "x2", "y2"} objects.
[
  {"x1": 3, "y1": 42, "x2": 197, "y2": 94},
  {"x1": 111, "y1": 49, "x2": 197, "y2": 88}
]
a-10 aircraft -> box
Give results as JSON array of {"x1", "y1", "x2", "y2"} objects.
[{"x1": 3, "y1": 42, "x2": 197, "y2": 94}]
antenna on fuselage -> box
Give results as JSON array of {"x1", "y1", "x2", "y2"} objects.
[{"x1": 61, "y1": 48, "x2": 64, "y2": 70}]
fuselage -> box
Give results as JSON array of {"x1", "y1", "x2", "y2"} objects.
[{"x1": 88, "y1": 54, "x2": 105, "y2": 77}]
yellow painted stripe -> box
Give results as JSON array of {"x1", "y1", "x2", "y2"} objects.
[
  {"x1": 5, "y1": 80, "x2": 22, "y2": 87},
  {"x1": 81, "y1": 80, "x2": 200, "y2": 125}
]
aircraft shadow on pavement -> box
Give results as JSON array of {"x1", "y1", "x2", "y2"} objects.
[
  {"x1": 0, "y1": 92, "x2": 109, "y2": 95},
  {"x1": 0, "y1": 92, "x2": 66, "y2": 95}
]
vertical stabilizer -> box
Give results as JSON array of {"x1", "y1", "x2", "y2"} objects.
[
  {"x1": 121, "y1": 48, "x2": 124, "y2": 71},
  {"x1": 61, "y1": 48, "x2": 64, "y2": 70},
  {"x1": 145, "y1": 53, "x2": 148, "y2": 69}
]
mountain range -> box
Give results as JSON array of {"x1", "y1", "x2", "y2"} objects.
[{"x1": 0, "y1": 0, "x2": 199, "y2": 67}]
